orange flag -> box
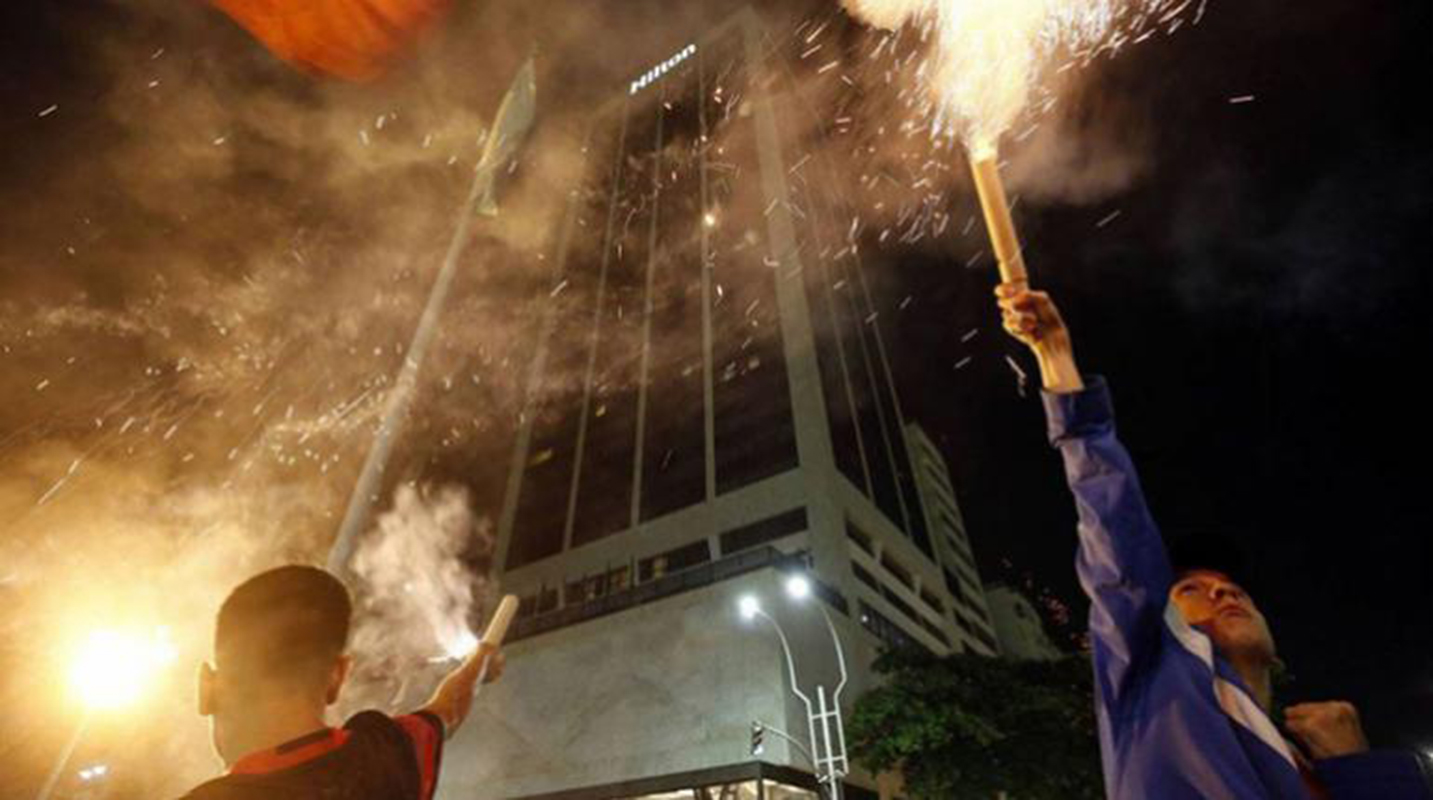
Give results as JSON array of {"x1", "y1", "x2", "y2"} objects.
[{"x1": 211, "y1": 0, "x2": 451, "y2": 81}]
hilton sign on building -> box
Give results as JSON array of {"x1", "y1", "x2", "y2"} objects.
[{"x1": 439, "y1": 8, "x2": 998, "y2": 799}]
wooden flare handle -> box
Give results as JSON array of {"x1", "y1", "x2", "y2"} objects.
[
  {"x1": 969, "y1": 151, "x2": 1028, "y2": 285},
  {"x1": 482, "y1": 595, "x2": 520, "y2": 646}
]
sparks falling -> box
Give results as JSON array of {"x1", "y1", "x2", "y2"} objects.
[{"x1": 844, "y1": 0, "x2": 1206, "y2": 149}]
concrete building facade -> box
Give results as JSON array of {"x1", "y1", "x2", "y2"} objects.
[
  {"x1": 440, "y1": 10, "x2": 987, "y2": 798},
  {"x1": 984, "y1": 585, "x2": 1064, "y2": 662},
  {"x1": 902, "y1": 424, "x2": 999, "y2": 656}
]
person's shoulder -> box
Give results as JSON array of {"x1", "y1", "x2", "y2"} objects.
[
  {"x1": 176, "y1": 775, "x2": 246, "y2": 800},
  {"x1": 343, "y1": 709, "x2": 417, "y2": 751},
  {"x1": 344, "y1": 709, "x2": 406, "y2": 737}
]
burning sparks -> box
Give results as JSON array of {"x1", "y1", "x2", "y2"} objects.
[
  {"x1": 446, "y1": 630, "x2": 479, "y2": 660},
  {"x1": 844, "y1": 0, "x2": 1205, "y2": 149}
]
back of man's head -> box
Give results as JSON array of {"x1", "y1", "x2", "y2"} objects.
[{"x1": 215, "y1": 565, "x2": 352, "y2": 698}]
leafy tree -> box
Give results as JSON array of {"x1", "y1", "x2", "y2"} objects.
[{"x1": 848, "y1": 649, "x2": 1102, "y2": 800}]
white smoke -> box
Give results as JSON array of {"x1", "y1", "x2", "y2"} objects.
[{"x1": 349, "y1": 483, "x2": 493, "y2": 664}]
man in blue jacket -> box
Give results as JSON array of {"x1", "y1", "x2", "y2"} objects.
[{"x1": 996, "y1": 281, "x2": 1432, "y2": 800}]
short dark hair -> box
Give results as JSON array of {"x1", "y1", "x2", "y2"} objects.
[
  {"x1": 215, "y1": 565, "x2": 352, "y2": 694},
  {"x1": 1169, "y1": 532, "x2": 1259, "y2": 598}
]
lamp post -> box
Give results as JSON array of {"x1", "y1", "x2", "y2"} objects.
[{"x1": 738, "y1": 572, "x2": 850, "y2": 800}]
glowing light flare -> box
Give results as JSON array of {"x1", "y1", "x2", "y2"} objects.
[
  {"x1": 785, "y1": 574, "x2": 812, "y2": 601},
  {"x1": 846, "y1": 0, "x2": 1197, "y2": 147},
  {"x1": 78, "y1": 764, "x2": 109, "y2": 782},
  {"x1": 738, "y1": 595, "x2": 761, "y2": 620},
  {"x1": 68, "y1": 628, "x2": 177, "y2": 710},
  {"x1": 445, "y1": 629, "x2": 479, "y2": 660}
]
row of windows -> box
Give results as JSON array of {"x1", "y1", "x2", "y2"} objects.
[
  {"x1": 516, "y1": 504, "x2": 811, "y2": 624},
  {"x1": 851, "y1": 559, "x2": 951, "y2": 652},
  {"x1": 507, "y1": 29, "x2": 801, "y2": 571},
  {"x1": 784, "y1": 78, "x2": 934, "y2": 562},
  {"x1": 916, "y1": 612, "x2": 952, "y2": 648},
  {"x1": 954, "y1": 607, "x2": 999, "y2": 653},
  {"x1": 944, "y1": 552, "x2": 984, "y2": 604},
  {"x1": 510, "y1": 545, "x2": 812, "y2": 642},
  {"x1": 880, "y1": 551, "x2": 914, "y2": 590},
  {"x1": 719, "y1": 507, "x2": 807, "y2": 556},
  {"x1": 858, "y1": 601, "x2": 931, "y2": 657},
  {"x1": 944, "y1": 566, "x2": 977, "y2": 610},
  {"x1": 845, "y1": 521, "x2": 874, "y2": 555},
  {"x1": 515, "y1": 538, "x2": 714, "y2": 622},
  {"x1": 914, "y1": 452, "x2": 960, "y2": 505}
]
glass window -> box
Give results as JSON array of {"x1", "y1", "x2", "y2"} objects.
[
  {"x1": 852, "y1": 561, "x2": 880, "y2": 592},
  {"x1": 858, "y1": 600, "x2": 931, "y2": 657},
  {"x1": 508, "y1": 121, "x2": 632, "y2": 568},
  {"x1": 567, "y1": 101, "x2": 655, "y2": 548},
  {"x1": 706, "y1": 37, "x2": 799, "y2": 495},
  {"x1": 719, "y1": 507, "x2": 807, "y2": 555},
  {"x1": 763, "y1": 782, "x2": 820, "y2": 800},
  {"x1": 881, "y1": 585, "x2": 920, "y2": 624},
  {"x1": 640, "y1": 64, "x2": 709, "y2": 522},
  {"x1": 618, "y1": 780, "x2": 762, "y2": 799},
  {"x1": 880, "y1": 553, "x2": 914, "y2": 590},
  {"x1": 638, "y1": 539, "x2": 711, "y2": 582},
  {"x1": 536, "y1": 586, "x2": 558, "y2": 614},
  {"x1": 844, "y1": 520, "x2": 874, "y2": 555},
  {"x1": 919, "y1": 587, "x2": 946, "y2": 616}
]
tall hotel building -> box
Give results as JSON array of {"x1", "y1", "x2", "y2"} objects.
[{"x1": 441, "y1": 9, "x2": 995, "y2": 798}]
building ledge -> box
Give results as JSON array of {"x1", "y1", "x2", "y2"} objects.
[
  {"x1": 510, "y1": 545, "x2": 811, "y2": 642},
  {"x1": 509, "y1": 760, "x2": 877, "y2": 800}
]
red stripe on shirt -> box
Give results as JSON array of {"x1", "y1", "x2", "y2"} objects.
[
  {"x1": 395, "y1": 713, "x2": 444, "y2": 800},
  {"x1": 229, "y1": 727, "x2": 352, "y2": 775}
]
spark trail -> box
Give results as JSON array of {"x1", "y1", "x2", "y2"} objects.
[{"x1": 843, "y1": 0, "x2": 1205, "y2": 149}]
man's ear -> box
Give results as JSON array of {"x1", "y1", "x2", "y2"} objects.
[
  {"x1": 198, "y1": 662, "x2": 217, "y2": 717},
  {"x1": 325, "y1": 654, "x2": 353, "y2": 706}
]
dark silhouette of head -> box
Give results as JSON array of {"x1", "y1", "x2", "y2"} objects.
[{"x1": 199, "y1": 565, "x2": 353, "y2": 765}]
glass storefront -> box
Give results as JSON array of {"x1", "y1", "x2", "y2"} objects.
[{"x1": 616, "y1": 779, "x2": 820, "y2": 799}]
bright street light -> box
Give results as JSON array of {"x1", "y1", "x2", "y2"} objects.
[
  {"x1": 735, "y1": 573, "x2": 849, "y2": 799},
  {"x1": 738, "y1": 595, "x2": 762, "y2": 620},
  {"x1": 784, "y1": 574, "x2": 812, "y2": 601}
]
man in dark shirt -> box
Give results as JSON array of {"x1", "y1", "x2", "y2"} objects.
[{"x1": 181, "y1": 565, "x2": 505, "y2": 799}]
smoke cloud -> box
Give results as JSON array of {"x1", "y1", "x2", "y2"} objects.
[
  {"x1": 0, "y1": 0, "x2": 1175, "y2": 794},
  {"x1": 345, "y1": 483, "x2": 496, "y2": 712}
]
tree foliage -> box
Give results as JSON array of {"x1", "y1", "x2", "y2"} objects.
[{"x1": 848, "y1": 649, "x2": 1102, "y2": 800}]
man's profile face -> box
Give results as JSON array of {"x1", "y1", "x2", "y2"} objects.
[{"x1": 1170, "y1": 569, "x2": 1277, "y2": 663}]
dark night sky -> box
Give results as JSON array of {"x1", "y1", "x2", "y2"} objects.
[{"x1": 0, "y1": 0, "x2": 1429, "y2": 789}]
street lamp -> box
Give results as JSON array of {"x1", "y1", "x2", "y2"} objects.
[
  {"x1": 739, "y1": 595, "x2": 762, "y2": 621},
  {"x1": 785, "y1": 574, "x2": 812, "y2": 600},
  {"x1": 737, "y1": 572, "x2": 850, "y2": 800},
  {"x1": 37, "y1": 627, "x2": 176, "y2": 800}
]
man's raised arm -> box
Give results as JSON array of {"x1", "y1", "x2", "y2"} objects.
[
  {"x1": 998, "y1": 283, "x2": 1174, "y2": 705},
  {"x1": 422, "y1": 642, "x2": 506, "y2": 738}
]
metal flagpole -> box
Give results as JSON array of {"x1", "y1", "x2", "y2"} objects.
[{"x1": 327, "y1": 57, "x2": 537, "y2": 575}]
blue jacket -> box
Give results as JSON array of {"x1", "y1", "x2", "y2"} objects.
[{"x1": 1044, "y1": 377, "x2": 1432, "y2": 800}]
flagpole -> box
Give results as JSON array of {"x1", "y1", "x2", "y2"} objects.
[{"x1": 328, "y1": 58, "x2": 536, "y2": 575}]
